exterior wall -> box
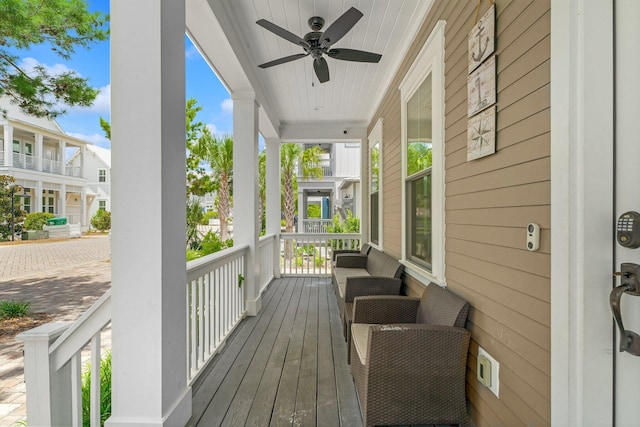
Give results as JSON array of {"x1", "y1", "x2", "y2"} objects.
[
  {"x1": 68, "y1": 147, "x2": 111, "y2": 223},
  {"x1": 367, "y1": 1, "x2": 550, "y2": 426},
  {"x1": 333, "y1": 142, "x2": 360, "y2": 178}
]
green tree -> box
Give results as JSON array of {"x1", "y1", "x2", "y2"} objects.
[
  {"x1": 280, "y1": 144, "x2": 323, "y2": 234},
  {"x1": 99, "y1": 116, "x2": 111, "y2": 140},
  {"x1": 185, "y1": 98, "x2": 215, "y2": 197},
  {"x1": 186, "y1": 198, "x2": 203, "y2": 250},
  {"x1": 90, "y1": 209, "x2": 111, "y2": 231},
  {"x1": 0, "y1": 175, "x2": 25, "y2": 241},
  {"x1": 0, "y1": 0, "x2": 108, "y2": 118},
  {"x1": 407, "y1": 142, "x2": 432, "y2": 176},
  {"x1": 258, "y1": 149, "x2": 266, "y2": 233},
  {"x1": 194, "y1": 132, "x2": 233, "y2": 241}
]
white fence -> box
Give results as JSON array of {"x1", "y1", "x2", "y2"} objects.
[
  {"x1": 258, "y1": 234, "x2": 277, "y2": 293},
  {"x1": 187, "y1": 245, "x2": 248, "y2": 382},
  {"x1": 299, "y1": 218, "x2": 334, "y2": 233},
  {"x1": 17, "y1": 291, "x2": 112, "y2": 427},
  {"x1": 280, "y1": 232, "x2": 361, "y2": 275}
]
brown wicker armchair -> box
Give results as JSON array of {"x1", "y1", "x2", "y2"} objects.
[{"x1": 350, "y1": 284, "x2": 471, "y2": 427}]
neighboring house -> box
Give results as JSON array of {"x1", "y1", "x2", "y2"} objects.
[
  {"x1": 19, "y1": 2, "x2": 637, "y2": 427},
  {"x1": 297, "y1": 142, "x2": 360, "y2": 232},
  {"x1": 67, "y1": 144, "x2": 111, "y2": 224},
  {"x1": 0, "y1": 98, "x2": 95, "y2": 230}
]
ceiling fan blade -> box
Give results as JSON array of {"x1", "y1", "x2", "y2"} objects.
[
  {"x1": 320, "y1": 7, "x2": 363, "y2": 47},
  {"x1": 314, "y1": 57, "x2": 330, "y2": 83},
  {"x1": 258, "y1": 53, "x2": 309, "y2": 68},
  {"x1": 256, "y1": 19, "x2": 310, "y2": 48},
  {"x1": 327, "y1": 48, "x2": 382, "y2": 63}
]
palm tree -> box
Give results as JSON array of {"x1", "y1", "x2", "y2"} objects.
[
  {"x1": 258, "y1": 149, "x2": 266, "y2": 233},
  {"x1": 195, "y1": 131, "x2": 234, "y2": 241}
]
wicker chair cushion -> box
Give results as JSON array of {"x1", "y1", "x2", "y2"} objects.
[
  {"x1": 417, "y1": 284, "x2": 469, "y2": 327},
  {"x1": 365, "y1": 249, "x2": 403, "y2": 278},
  {"x1": 334, "y1": 268, "x2": 369, "y2": 298},
  {"x1": 351, "y1": 323, "x2": 371, "y2": 365}
]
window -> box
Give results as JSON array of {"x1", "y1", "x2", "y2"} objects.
[
  {"x1": 22, "y1": 195, "x2": 31, "y2": 213},
  {"x1": 24, "y1": 142, "x2": 33, "y2": 156},
  {"x1": 98, "y1": 169, "x2": 107, "y2": 183},
  {"x1": 400, "y1": 21, "x2": 445, "y2": 283},
  {"x1": 42, "y1": 190, "x2": 56, "y2": 214},
  {"x1": 99, "y1": 200, "x2": 107, "y2": 211},
  {"x1": 368, "y1": 118, "x2": 383, "y2": 247}
]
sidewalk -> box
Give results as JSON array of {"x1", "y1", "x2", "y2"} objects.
[{"x1": 0, "y1": 235, "x2": 111, "y2": 427}]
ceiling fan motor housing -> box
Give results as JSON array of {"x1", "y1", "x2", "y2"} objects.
[{"x1": 308, "y1": 16, "x2": 325, "y2": 31}]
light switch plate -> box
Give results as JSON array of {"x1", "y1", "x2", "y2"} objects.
[{"x1": 478, "y1": 346, "x2": 500, "y2": 398}]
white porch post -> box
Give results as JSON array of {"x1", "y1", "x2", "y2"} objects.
[
  {"x1": 265, "y1": 137, "x2": 281, "y2": 278},
  {"x1": 35, "y1": 133, "x2": 43, "y2": 171},
  {"x1": 360, "y1": 137, "x2": 369, "y2": 244},
  {"x1": 80, "y1": 190, "x2": 87, "y2": 228},
  {"x1": 80, "y1": 145, "x2": 86, "y2": 178},
  {"x1": 59, "y1": 183, "x2": 66, "y2": 218},
  {"x1": 551, "y1": 0, "x2": 614, "y2": 426},
  {"x1": 297, "y1": 190, "x2": 304, "y2": 232},
  {"x1": 233, "y1": 93, "x2": 261, "y2": 316},
  {"x1": 58, "y1": 140, "x2": 66, "y2": 173},
  {"x1": 3, "y1": 124, "x2": 13, "y2": 167},
  {"x1": 106, "y1": 1, "x2": 191, "y2": 426},
  {"x1": 35, "y1": 181, "x2": 42, "y2": 213}
]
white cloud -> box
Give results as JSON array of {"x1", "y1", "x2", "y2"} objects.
[
  {"x1": 221, "y1": 98, "x2": 233, "y2": 114},
  {"x1": 185, "y1": 46, "x2": 200, "y2": 60},
  {"x1": 66, "y1": 132, "x2": 111, "y2": 149},
  {"x1": 19, "y1": 57, "x2": 73, "y2": 76},
  {"x1": 206, "y1": 123, "x2": 230, "y2": 139},
  {"x1": 18, "y1": 57, "x2": 111, "y2": 115}
]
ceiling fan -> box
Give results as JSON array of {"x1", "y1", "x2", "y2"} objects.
[{"x1": 256, "y1": 7, "x2": 382, "y2": 83}]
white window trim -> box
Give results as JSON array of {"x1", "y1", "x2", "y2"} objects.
[
  {"x1": 399, "y1": 20, "x2": 446, "y2": 285},
  {"x1": 98, "y1": 168, "x2": 107, "y2": 182},
  {"x1": 368, "y1": 118, "x2": 383, "y2": 250}
]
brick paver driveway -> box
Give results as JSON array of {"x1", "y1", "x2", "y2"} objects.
[{"x1": 0, "y1": 234, "x2": 111, "y2": 426}]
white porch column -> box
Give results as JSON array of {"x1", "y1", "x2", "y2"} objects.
[
  {"x1": 106, "y1": 1, "x2": 190, "y2": 426},
  {"x1": 232, "y1": 93, "x2": 261, "y2": 316},
  {"x1": 35, "y1": 181, "x2": 42, "y2": 213},
  {"x1": 80, "y1": 145, "x2": 86, "y2": 178},
  {"x1": 265, "y1": 138, "x2": 281, "y2": 278},
  {"x1": 359, "y1": 137, "x2": 368, "y2": 243},
  {"x1": 80, "y1": 189, "x2": 87, "y2": 228},
  {"x1": 59, "y1": 184, "x2": 66, "y2": 218},
  {"x1": 35, "y1": 133, "x2": 43, "y2": 171},
  {"x1": 297, "y1": 190, "x2": 304, "y2": 232},
  {"x1": 3, "y1": 124, "x2": 13, "y2": 167},
  {"x1": 58, "y1": 140, "x2": 66, "y2": 173}
]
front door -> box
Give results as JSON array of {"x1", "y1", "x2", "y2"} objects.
[{"x1": 613, "y1": 0, "x2": 640, "y2": 424}]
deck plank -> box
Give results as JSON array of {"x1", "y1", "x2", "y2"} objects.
[
  {"x1": 270, "y1": 278, "x2": 311, "y2": 426},
  {"x1": 192, "y1": 277, "x2": 363, "y2": 427},
  {"x1": 245, "y1": 278, "x2": 305, "y2": 426},
  {"x1": 294, "y1": 279, "x2": 319, "y2": 426},
  {"x1": 194, "y1": 278, "x2": 291, "y2": 426}
]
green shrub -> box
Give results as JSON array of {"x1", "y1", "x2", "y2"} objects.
[
  {"x1": 327, "y1": 210, "x2": 361, "y2": 249},
  {"x1": 295, "y1": 256, "x2": 303, "y2": 267},
  {"x1": 307, "y1": 204, "x2": 321, "y2": 218},
  {"x1": 82, "y1": 351, "x2": 111, "y2": 427},
  {"x1": 0, "y1": 300, "x2": 30, "y2": 319},
  {"x1": 200, "y1": 231, "x2": 233, "y2": 256},
  {"x1": 314, "y1": 255, "x2": 324, "y2": 268},
  {"x1": 186, "y1": 249, "x2": 201, "y2": 261},
  {"x1": 91, "y1": 210, "x2": 111, "y2": 231},
  {"x1": 199, "y1": 210, "x2": 218, "y2": 225},
  {"x1": 24, "y1": 212, "x2": 55, "y2": 230}
]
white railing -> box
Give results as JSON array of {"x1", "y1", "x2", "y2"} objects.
[
  {"x1": 187, "y1": 244, "x2": 248, "y2": 382},
  {"x1": 0, "y1": 150, "x2": 4, "y2": 166},
  {"x1": 258, "y1": 233, "x2": 277, "y2": 293},
  {"x1": 65, "y1": 165, "x2": 83, "y2": 177},
  {"x1": 296, "y1": 159, "x2": 334, "y2": 178},
  {"x1": 43, "y1": 158, "x2": 63, "y2": 175},
  {"x1": 66, "y1": 214, "x2": 81, "y2": 225},
  {"x1": 12, "y1": 152, "x2": 37, "y2": 170},
  {"x1": 17, "y1": 291, "x2": 112, "y2": 427},
  {"x1": 300, "y1": 218, "x2": 334, "y2": 233},
  {"x1": 280, "y1": 232, "x2": 361, "y2": 275}
]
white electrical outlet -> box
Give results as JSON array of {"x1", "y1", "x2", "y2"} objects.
[{"x1": 478, "y1": 346, "x2": 500, "y2": 398}]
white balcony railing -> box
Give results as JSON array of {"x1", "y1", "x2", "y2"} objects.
[
  {"x1": 258, "y1": 233, "x2": 277, "y2": 293},
  {"x1": 17, "y1": 237, "x2": 286, "y2": 425},
  {"x1": 280, "y1": 232, "x2": 361, "y2": 276},
  {"x1": 65, "y1": 165, "x2": 83, "y2": 177},
  {"x1": 43, "y1": 158, "x2": 63, "y2": 175},
  {"x1": 187, "y1": 244, "x2": 248, "y2": 382},
  {"x1": 300, "y1": 218, "x2": 334, "y2": 233},
  {"x1": 12, "y1": 153, "x2": 37, "y2": 170},
  {"x1": 297, "y1": 159, "x2": 334, "y2": 178}
]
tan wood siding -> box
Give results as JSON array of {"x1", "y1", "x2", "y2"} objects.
[{"x1": 367, "y1": 0, "x2": 551, "y2": 425}]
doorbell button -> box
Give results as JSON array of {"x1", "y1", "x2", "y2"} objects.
[{"x1": 526, "y1": 223, "x2": 540, "y2": 252}]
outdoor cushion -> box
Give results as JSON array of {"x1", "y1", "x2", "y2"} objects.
[
  {"x1": 351, "y1": 323, "x2": 371, "y2": 365},
  {"x1": 334, "y1": 268, "x2": 369, "y2": 298}
]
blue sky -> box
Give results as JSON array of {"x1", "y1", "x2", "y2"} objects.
[{"x1": 13, "y1": 0, "x2": 234, "y2": 150}]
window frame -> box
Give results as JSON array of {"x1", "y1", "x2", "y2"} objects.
[
  {"x1": 98, "y1": 168, "x2": 107, "y2": 183},
  {"x1": 399, "y1": 21, "x2": 446, "y2": 285},
  {"x1": 368, "y1": 118, "x2": 383, "y2": 249}
]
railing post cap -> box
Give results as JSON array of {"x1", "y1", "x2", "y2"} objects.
[{"x1": 16, "y1": 322, "x2": 70, "y2": 343}]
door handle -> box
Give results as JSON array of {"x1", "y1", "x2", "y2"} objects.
[{"x1": 610, "y1": 263, "x2": 640, "y2": 356}]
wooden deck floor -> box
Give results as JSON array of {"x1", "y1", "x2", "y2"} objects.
[{"x1": 188, "y1": 276, "x2": 362, "y2": 427}]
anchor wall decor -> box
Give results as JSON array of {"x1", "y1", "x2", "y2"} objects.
[{"x1": 467, "y1": 3, "x2": 497, "y2": 161}]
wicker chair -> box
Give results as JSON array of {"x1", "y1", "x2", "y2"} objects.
[
  {"x1": 350, "y1": 284, "x2": 471, "y2": 427},
  {"x1": 331, "y1": 242, "x2": 372, "y2": 265}
]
